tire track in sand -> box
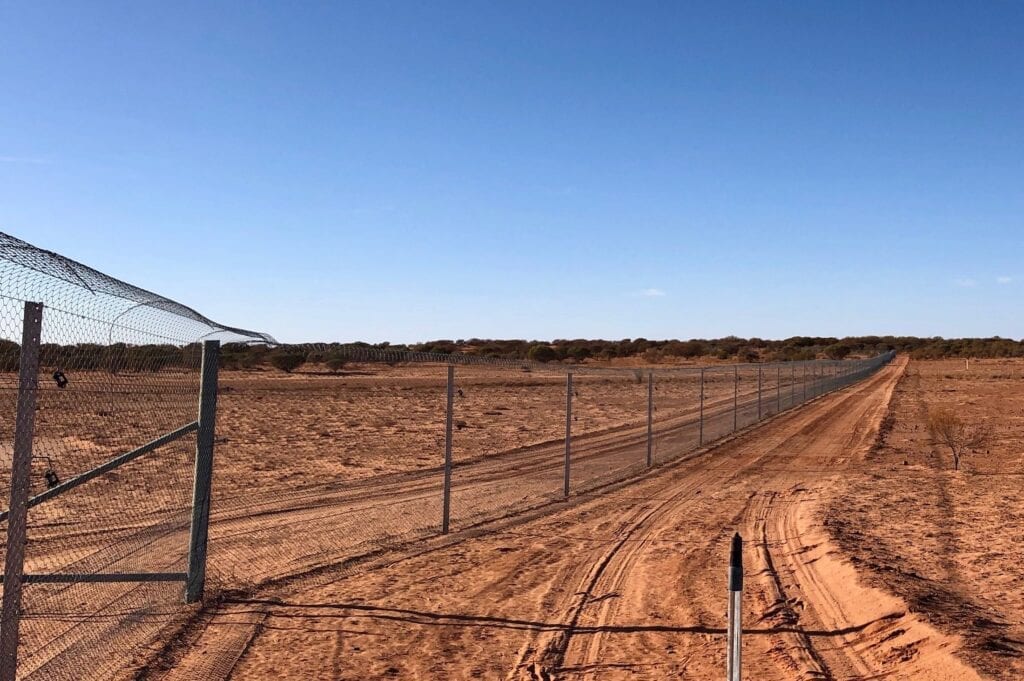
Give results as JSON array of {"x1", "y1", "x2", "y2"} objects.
[
  {"x1": 507, "y1": 368, "x2": 898, "y2": 679},
  {"x1": 529, "y1": 357, "x2": 983, "y2": 680}
]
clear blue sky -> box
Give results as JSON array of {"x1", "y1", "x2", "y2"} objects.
[{"x1": 1, "y1": 2, "x2": 1021, "y2": 343}]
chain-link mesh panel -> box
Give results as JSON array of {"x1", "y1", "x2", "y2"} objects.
[
  {"x1": 0, "y1": 232, "x2": 271, "y2": 681},
  {"x1": 205, "y1": 364, "x2": 450, "y2": 589},
  {"x1": 569, "y1": 369, "x2": 649, "y2": 492},
  {"x1": 449, "y1": 364, "x2": 566, "y2": 527}
]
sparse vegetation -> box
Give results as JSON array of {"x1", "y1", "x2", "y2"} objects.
[
  {"x1": 526, "y1": 344, "x2": 558, "y2": 363},
  {"x1": 643, "y1": 348, "x2": 664, "y2": 364},
  {"x1": 269, "y1": 352, "x2": 305, "y2": 374},
  {"x1": 927, "y1": 406, "x2": 993, "y2": 471},
  {"x1": 10, "y1": 335, "x2": 1024, "y2": 375}
]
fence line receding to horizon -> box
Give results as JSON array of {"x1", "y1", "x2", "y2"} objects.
[{"x1": 0, "y1": 231, "x2": 895, "y2": 680}]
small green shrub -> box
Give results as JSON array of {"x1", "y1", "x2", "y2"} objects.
[
  {"x1": 270, "y1": 352, "x2": 305, "y2": 373},
  {"x1": 527, "y1": 344, "x2": 558, "y2": 363}
]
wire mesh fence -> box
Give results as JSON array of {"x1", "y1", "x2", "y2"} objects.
[
  {"x1": 0, "y1": 231, "x2": 896, "y2": 680},
  {"x1": 0, "y1": 234, "x2": 270, "y2": 681}
]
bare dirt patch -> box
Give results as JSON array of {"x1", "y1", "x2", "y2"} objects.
[{"x1": 826, "y1": 358, "x2": 1024, "y2": 679}]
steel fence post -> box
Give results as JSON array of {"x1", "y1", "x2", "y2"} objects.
[
  {"x1": 757, "y1": 365, "x2": 762, "y2": 421},
  {"x1": 185, "y1": 340, "x2": 220, "y2": 603},
  {"x1": 803, "y1": 365, "x2": 807, "y2": 403},
  {"x1": 733, "y1": 365, "x2": 738, "y2": 432},
  {"x1": 647, "y1": 372, "x2": 654, "y2": 467},
  {"x1": 0, "y1": 302, "x2": 43, "y2": 681},
  {"x1": 441, "y1": 365, "x2": 455, "y2": 534},
  {"x1": 776, "y1": 365, "x2": 781, "y2": 413},
  {"x1": 564, "y1": 372, "x2": 573, "y2": 497},
  {"x1": 699, "y1": 368, "x2": 705, "y2": 446},
  {"x1": 790, "y1": 364, "x2": 795, "y2": 408}
]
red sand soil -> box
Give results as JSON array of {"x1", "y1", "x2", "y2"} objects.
[
  {"x1": 9, "y1": 357, "x2": 1021, "y2": 679},
  {"x1": 0, "y1": 362, "x2": 781, "y2": 680},
  {"x1": 145, "y1": 356, "x2": 1010, "y2": 680},
  {"x1": 826, "y1": 358, "x2": 1024, "y2": 680}
]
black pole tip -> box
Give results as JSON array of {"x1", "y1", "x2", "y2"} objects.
[{"x1": 729, "y1": 532, "x2": 743, "y2": 591}]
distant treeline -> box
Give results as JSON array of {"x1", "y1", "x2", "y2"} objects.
[
  {"x1": 1, "y1": 336, "x2": 1022, "y2": 374},
  {"x1": 407, "y1": 336, "x2": 1024, "y2": 363}
]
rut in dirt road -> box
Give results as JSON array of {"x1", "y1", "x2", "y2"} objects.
[{"x1": 511, "y1": 362, "x2": 909, "y2": 679}]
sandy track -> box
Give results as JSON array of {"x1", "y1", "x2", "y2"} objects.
[{"x1": 162, "y1": 356, "x2": 988, "y2": 680}]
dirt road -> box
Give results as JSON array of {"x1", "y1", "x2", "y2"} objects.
[{"x1": 151, "y1": 356, "x2": 985, "y2": 680}]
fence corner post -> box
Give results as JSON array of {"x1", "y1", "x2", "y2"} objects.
[
  {"x1": 185, "y1": 339, "x2": 220, "y2": 603},
  {"x1": 0, "y1": 301, "x2": 43, "y2": 681}
]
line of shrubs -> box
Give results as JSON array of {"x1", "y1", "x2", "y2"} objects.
[{"x1": 2, "y1": 336, "x2": 1022, "y2": 374}]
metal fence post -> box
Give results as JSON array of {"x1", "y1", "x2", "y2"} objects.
[
  {"x1": 441, "y1": 365, "x2": 454, "y2": 534},
  {"x1": 790, "y1": 365, "x2": 795, "y2": 408},
  {"x1": 803, "y1": 365, "x2": 807, "y2": 403},
  {"x1": 646, "y1": 372, "x2": 653, "y2": 467},
  {"x1": 776, "y1": 365, "x2": 781, "y2": 413},
  {"x1": 564, "y1": 372, "x2": 573, "y2": 497},
  {"x1": 698, "y1": 368, "x2": 705, "y2": 446},
  {"x1": 185, "y1": 340, "x2": 220, "y2": 603},
  {"x1": 727, "y1": 532, "x2": 744, "y2": 681},
  {"x1": 757, "y1": 365, "x2": 762, "y2": 421},
  {"x1": 1, "y1": 302, "x2": 43, "y2": 681},
  {"x1": 733, "y1": 366, "x2": 738, "y2": 432}
]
